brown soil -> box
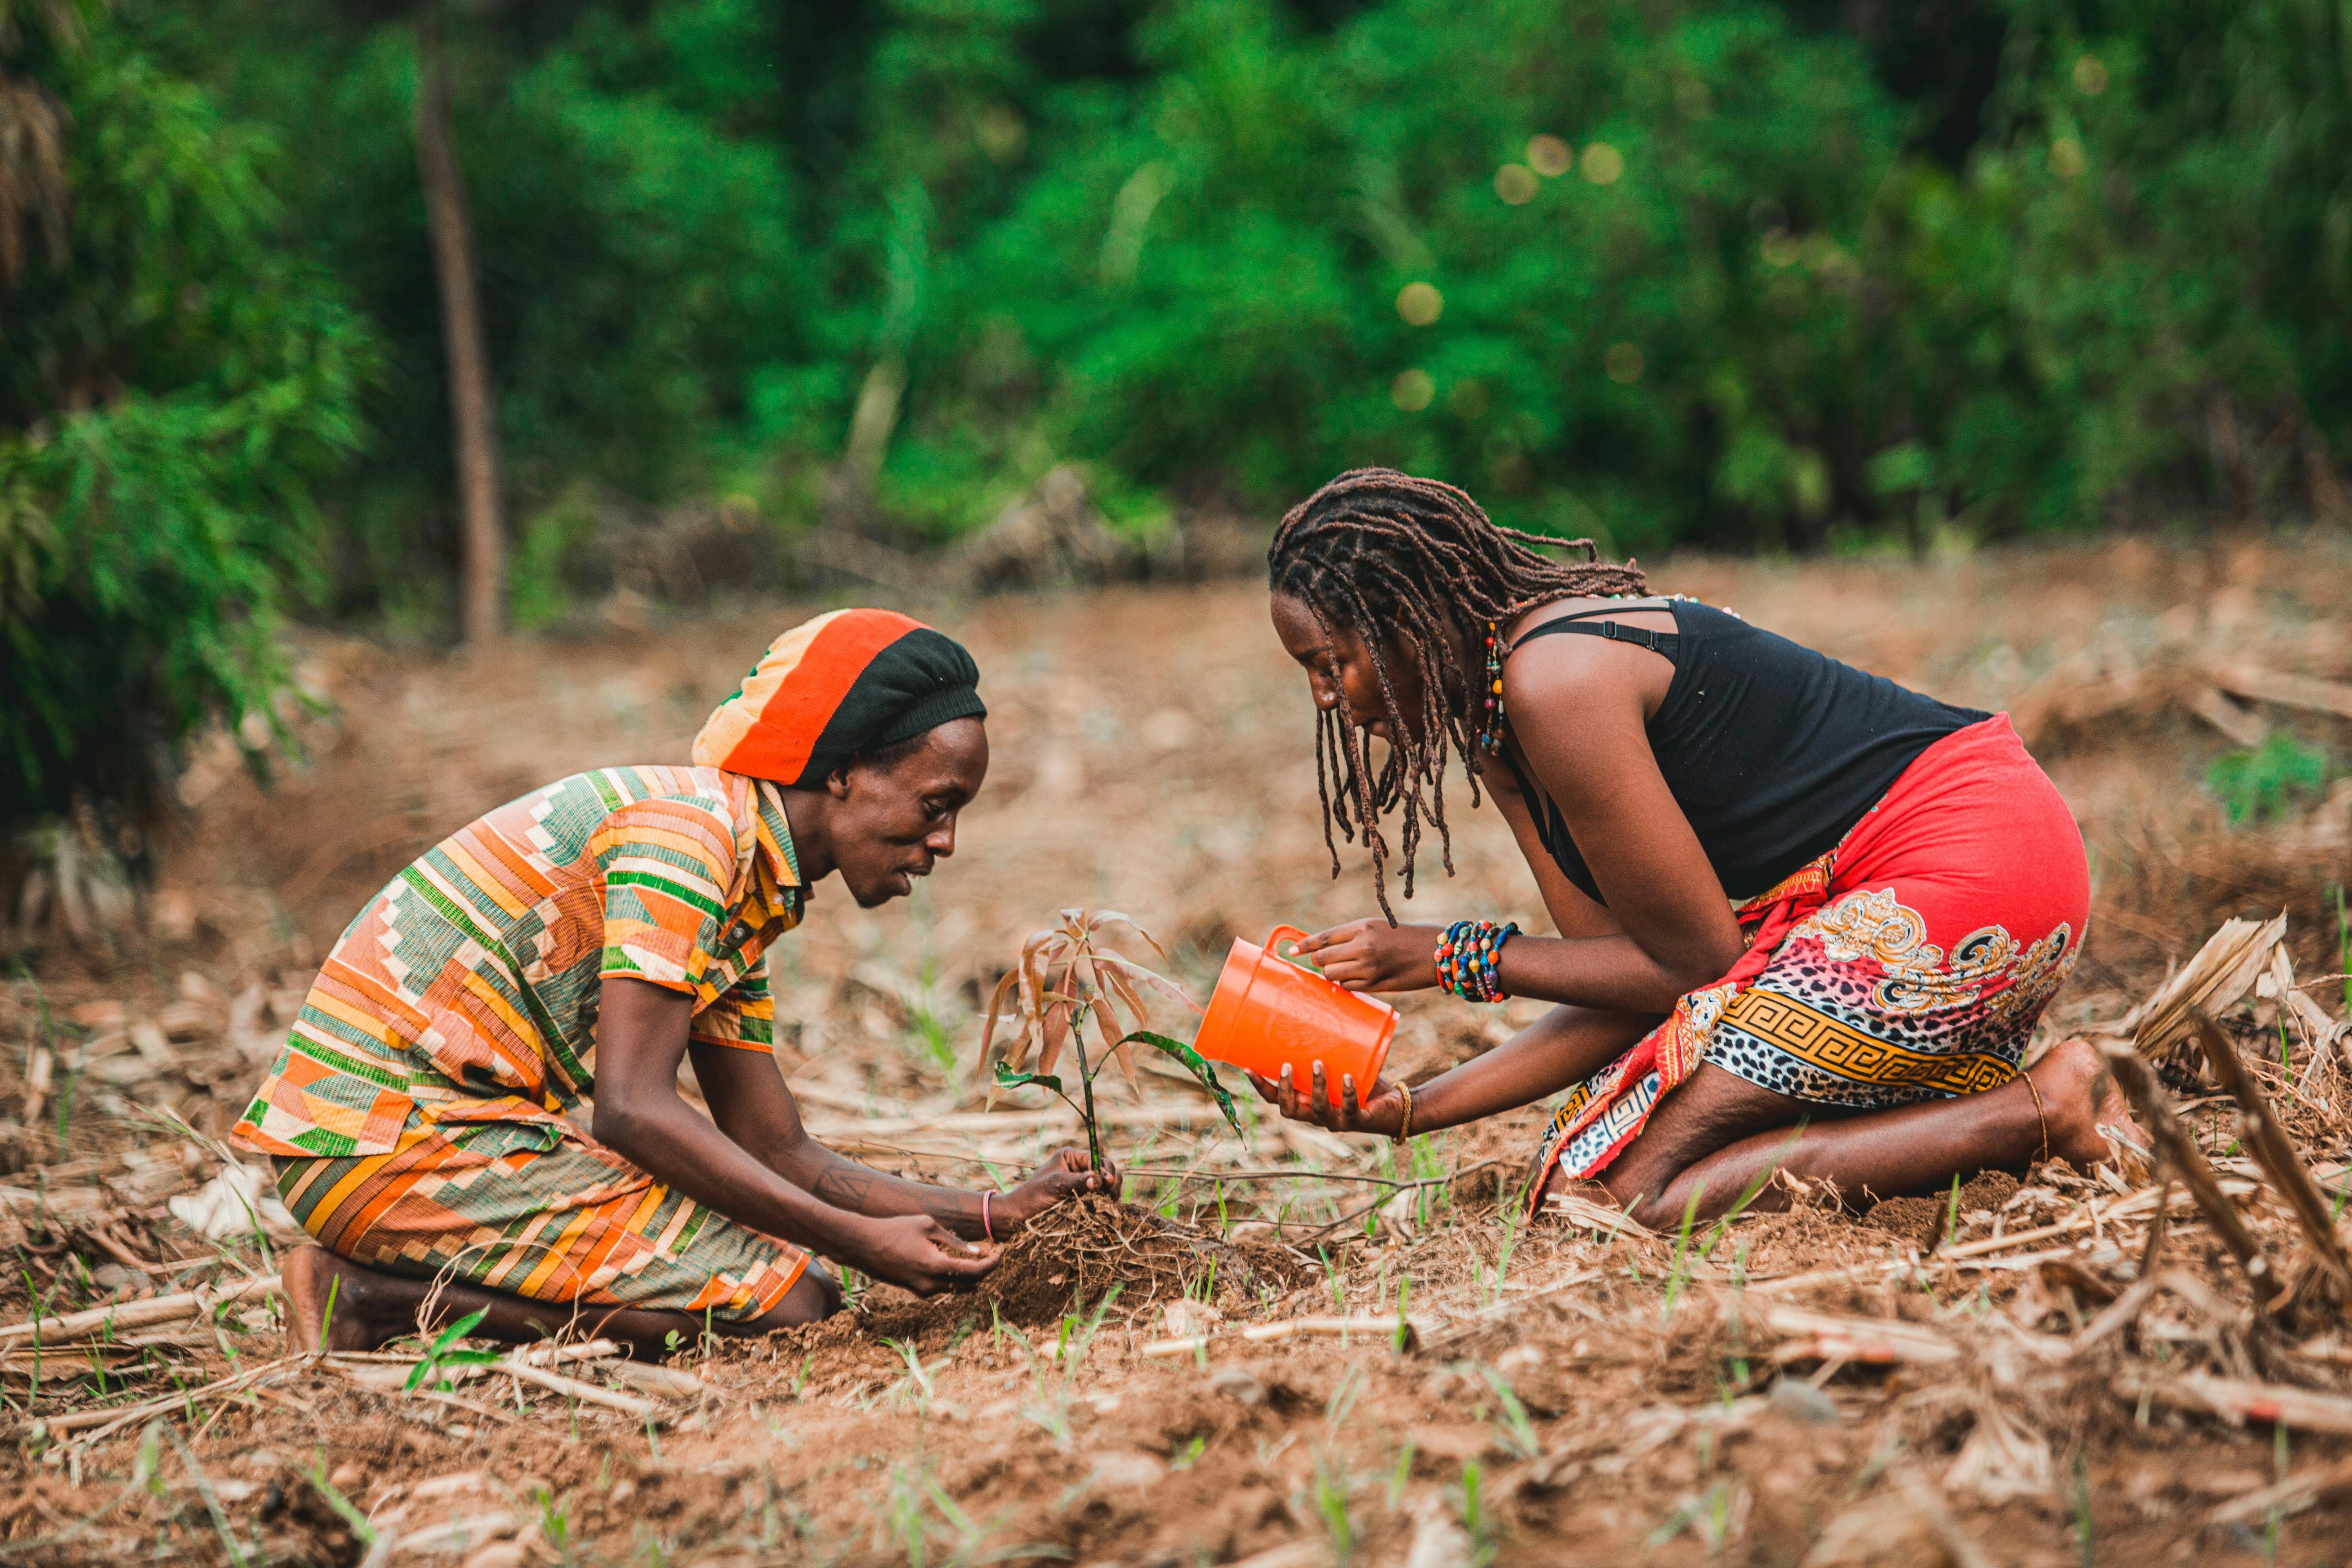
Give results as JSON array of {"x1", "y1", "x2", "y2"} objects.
[
  {"x1": 6, "y1": 536, "x2": 2352, "y2": 1565},
  {"x1": 1862, "y1": 1170, "x2": 2023, "y2": 1251},
  {"x1": 771, "y1": 1196, "x2": 1318, "y2": 1361}
]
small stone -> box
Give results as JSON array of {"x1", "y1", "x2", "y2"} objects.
[
  {"x1": 1092, "y1": 1452, "x2": 1164, "y2": 1489},
  {"x1": 457, "y1": 1544, "x2": 531, "y2": 1568},
  {"x1": 1405, "y1": 1494, "x2": 1474, "y2": 1568},
  {"x1": 328, "y1": 1464, "x2": 363, "y2": 1492},
  {"x1": 243, "y1": 1449, "x2": 285, "y2": 1474},
  {"x1": 91, "y1": 1263, "x2": 151, "y2": 1295},
  {"x1": 1208, "y1": 1367, "x2": 1265, "y2": 1406},
  {"x1": 1162, "y1": 1300, "x2": 1222, "y2": 1339},
  {"x1": 1768, "y1": 1378, "x2": 1840, "y2": 1425},
  {"x1": 607, "y1": 1480, "x2": 637, "y2": 1506}
]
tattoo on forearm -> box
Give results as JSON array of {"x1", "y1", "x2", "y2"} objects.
[
  {"x1": 811, "y1": 1158, "x2": 979, "y2": 1233},
  {"x1": 812, "y1": 1164, "x2": 880, "y2": 1210}
]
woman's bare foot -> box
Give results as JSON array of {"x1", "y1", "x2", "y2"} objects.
[{"x1": 2026, "y1": 1036, "x2": 2126, "y2": 1171}]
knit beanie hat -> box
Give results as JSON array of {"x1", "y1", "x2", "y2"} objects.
[{"x1": 691, "y1": 610, "x2": 986, "y2": 786}]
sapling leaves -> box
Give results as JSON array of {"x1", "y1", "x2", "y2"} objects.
[
  {"x1": 1094, "y1": 952, "x2": 1204, "y2": 1013},
  {"x1": 977, "y1": 910, "x2": 1238, "y2": 1165},
  {"x1": 404, "y1": 1308, "x2": 500, "y2": 1391},
  {"x1": 992, "y1": 1063, "x2": 1065, "y2": 1096},
  {"x1": 1119, "y1": 1031, "x2": 1244, "y2": 1139}
]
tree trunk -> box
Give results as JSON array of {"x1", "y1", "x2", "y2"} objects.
[{"x1": 414, "y1": 6, "x2": 505, "y2": 646}]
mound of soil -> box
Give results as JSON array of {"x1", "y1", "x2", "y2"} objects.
[
  {"x1": 982, "y1": 1194, "x2": 1311, "y2": 1323},
  {"x1": 1862, "y1": 1170, "x2": 2020, "y2": 1251},
  {"x1": 777, "y1": 1197, "x2": 1316, "y2": 1357}
]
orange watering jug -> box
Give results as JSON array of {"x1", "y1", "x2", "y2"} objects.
[{"x1": 1196, "y1": 925, "x2": 1397, "y2": 1107}]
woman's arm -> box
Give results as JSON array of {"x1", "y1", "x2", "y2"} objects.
[
  {"x1": 1482, "y1": 761, "x2": 1626, "y2": 941},
  {"x1": 1498, "y1": 633, "x2": 1747, "y2": 1002},
  {"x1": 683, "y1": 1039, "x2": 1113, "y2": 1238},
  {"x1": 1249, "y1": 1000, "x2": 1657, "y2": 1138},
  {"x1": 1291, "y1": 750, "x2": 1729, "y2": 1014},
  {"x1": 588, "y1": 977, "x2": 1004, "y2": 1294},
  {"x1": 1292, "y1": 756, "x2": 1628, "y2": 989}
]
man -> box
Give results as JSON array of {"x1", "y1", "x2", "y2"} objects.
[{"x1": 233, "y1": 609, "x2": 1111, "y2": 1354}]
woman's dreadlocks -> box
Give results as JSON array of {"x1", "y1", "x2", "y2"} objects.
[{"x1": 1268, "y1": 468, "x2": 1648, "y2": 921}]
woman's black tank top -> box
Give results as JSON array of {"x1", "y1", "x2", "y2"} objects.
[{"x1": 1497, "y1": 601, "x2": 1989, "y2": 904}]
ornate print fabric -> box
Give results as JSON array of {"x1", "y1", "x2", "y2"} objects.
[{"x1": 1528, "y1": 715, "x2": 2089, "y2": 1206}]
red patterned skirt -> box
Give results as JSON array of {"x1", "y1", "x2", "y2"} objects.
[{"x1": 1528, "y1": 715, "x2": 2087, "y2": 1207}]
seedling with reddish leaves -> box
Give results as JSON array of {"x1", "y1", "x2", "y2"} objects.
[{"x1": 978, "y1": 909, "x2": 1242, "y2": 1171}]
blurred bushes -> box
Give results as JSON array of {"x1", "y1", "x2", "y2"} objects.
[
  {"x1": 98, "y1": 0, "x2": 2352, "y2": 600},
  {"x1": 1, "y1": 9, "x2": 375, "y2": 832}
]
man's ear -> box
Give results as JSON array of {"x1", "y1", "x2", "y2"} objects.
[{"x1": 826, "y1": 763, "x2": 855, "y2": 801}]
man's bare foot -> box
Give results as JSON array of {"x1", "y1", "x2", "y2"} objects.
[
  {"x1": 2027, "y1": 1036, "x2": 2127, "y2": 1171},
  {"x1": 280, "y1": 1244, "x2": 416, "y2": 1353}
]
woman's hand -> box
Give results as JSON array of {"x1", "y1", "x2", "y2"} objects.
[
  {"x1": 1246, "y1": 1060, "x2": 1406, "y2": 1140},
  {"x1": 1002, "y1": 1147, "x2": 1121, "y2": 1225},
  {"x1": 840, "y1": 1213, "x2": 999, "y2": 1296},
  {"x1": 1295, "y1": 919, "x2": 1442, "y2": 993}
]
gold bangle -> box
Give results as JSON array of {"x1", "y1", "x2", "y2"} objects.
[
  {"x1": 1394, "y1": 1080, "x2": 1414, "y2": 1145},
  {"x1": 2021, "y1": 1068, "x2": 2050, "y2": 1167}
]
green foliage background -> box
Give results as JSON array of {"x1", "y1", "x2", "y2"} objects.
[
  {"x1": 146, "y1": 0, "x2": 2352, "y2": 577},
  {"x1": 6, "y1": 0, "x2": 2352, "y2": 827},
  {"x1": 2, "y1": 5, "x2": 374, "y2": 827}
]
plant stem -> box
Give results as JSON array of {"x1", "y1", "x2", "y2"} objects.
[{"x1": 1071, "y1": 1001, "x2": 1104, "y2": 1173}]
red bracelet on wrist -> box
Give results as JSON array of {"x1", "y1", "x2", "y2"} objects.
[{"x1": 981, "y1": 1189, "x2": 995, "y2": 1243}]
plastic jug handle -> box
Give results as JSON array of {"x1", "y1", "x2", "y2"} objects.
[{"x1": 1267, "y1": 924, "x2": 1321, "y2": 974}]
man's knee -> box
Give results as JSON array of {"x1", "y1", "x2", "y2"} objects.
[{"x1": 745, "y1": 1264, "x2": 842, "y2": 1332}]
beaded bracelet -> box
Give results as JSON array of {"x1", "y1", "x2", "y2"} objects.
[{"x1": 1435, "y1": 918, "x2": 1518, "y2": 1002}]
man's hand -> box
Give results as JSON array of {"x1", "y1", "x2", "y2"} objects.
[
  {"x1": 1246, "y1": 1060, "x2": 1407, "y2": 1139},
  {"x1": 1002, "y1": 1147, "x2": 1120, "y2": 1226},
  {"x1": 1294, "y1": 919, "x2": 1442, "y2": 993},
  {"x1": 839, "y1": 1213, "x2": 999, "y2": 1296}
]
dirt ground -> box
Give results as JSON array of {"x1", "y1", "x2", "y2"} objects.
[{"x1": 4, "y1": 529, "x2": 2352, "y2": 1566}]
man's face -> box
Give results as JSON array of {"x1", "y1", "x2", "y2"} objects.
[{"x1": 826, "y1": 718, "x2": 989, "y2": 908}]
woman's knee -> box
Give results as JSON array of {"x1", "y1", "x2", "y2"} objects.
[{"x1": 1597, "y1": 1165, "x2": 1689, "y2": 1232}]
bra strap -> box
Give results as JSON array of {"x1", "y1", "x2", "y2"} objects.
[{"x1": 1506, "y1": 617, "x2": 1679, "y2": 659}]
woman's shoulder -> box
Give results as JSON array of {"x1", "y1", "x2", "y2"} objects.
[{"x1": 1502, "y1": 593, "x2": 1689, "y2": 645}]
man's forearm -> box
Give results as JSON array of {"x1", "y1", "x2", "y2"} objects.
[
  {"x1": 596, "y1": 1097, "x2": 867, "y2": 1255},
  {"x1": 758, "y1": 1138, "x2": 990, "y2": 1240}
]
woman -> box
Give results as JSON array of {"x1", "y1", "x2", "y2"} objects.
[
  {"x1": 1249, "y1": 470, "x2": 2111, "y2": 1227},
  {"x1": 233, "y1": 609, "x2": 1112, "y2": 1354}
]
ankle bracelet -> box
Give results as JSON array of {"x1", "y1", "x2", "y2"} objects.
[{"x1": 2021, "y1": 1069, "x2": 2050, "y2": 1168}]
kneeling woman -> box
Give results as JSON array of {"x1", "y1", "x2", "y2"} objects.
[
  {"x1": 233, "y1": 610, "x2": 1110, "y2": 1354},
  {"x1": 1253, "y1": 470, "x2": 2109, "y2": 1227}
]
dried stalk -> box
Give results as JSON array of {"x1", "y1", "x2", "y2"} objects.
[
  {"x1": 2192, "y1": 1009, "x2": 2352, "y2": 1294},
  {"x1": 0, "y1": 1272, "x2": 281, "y2": 1347},
  {"x1": 2096, "y1": 1041, "x2": 2280, "y2": 1308}
]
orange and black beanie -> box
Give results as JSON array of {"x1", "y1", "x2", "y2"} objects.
[{"x1": 690, "y1": 610, "x2": 986, "y2": 786}]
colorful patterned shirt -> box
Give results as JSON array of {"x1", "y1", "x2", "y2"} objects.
[{"x1": 232, "y1": 767, "x2": 803, "y2": 1159}]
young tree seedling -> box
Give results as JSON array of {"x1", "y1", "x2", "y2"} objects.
[{"x1": 980, "y1": 909, "x2": 1243, "y2": 1169}]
